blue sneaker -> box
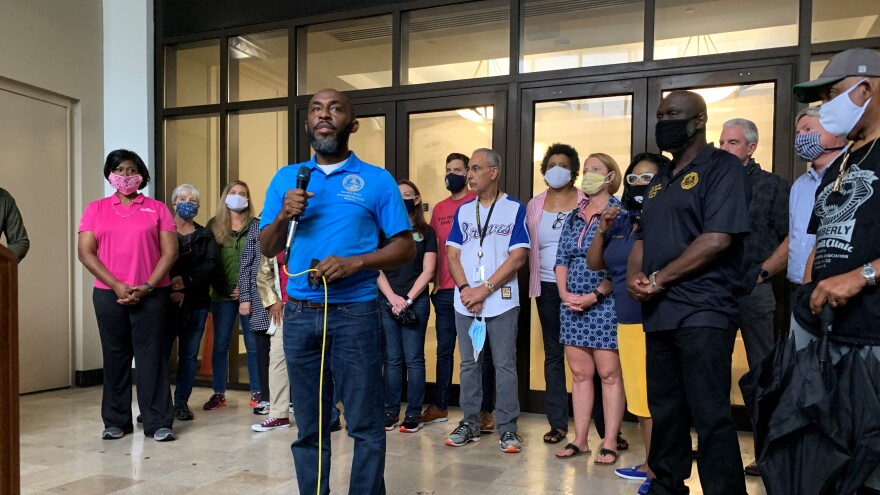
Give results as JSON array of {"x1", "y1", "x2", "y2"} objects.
[
  {"x1": 637, "y1": 479, "x2": 653, "y2": 495},
  {"x1": 616, "y1": 465, "x2": 648, "y2": 480}
]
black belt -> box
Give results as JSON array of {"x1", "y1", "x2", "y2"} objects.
[{"x1": 289, "y1": 298, "x2": 327, "y2": 309}]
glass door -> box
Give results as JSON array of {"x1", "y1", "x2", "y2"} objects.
[
  {"x1": 646, "y1": 65, "x2": 795, "y2": 406},
  {"x1": 397, "y1": 92, "x2": 506, "y2": 404},
  {"x1": 519, "y1": 79, "x2": 648, "y2": 411},
  {"x1": 296, "y1": 101, "x2": 394, "y2": 169}
]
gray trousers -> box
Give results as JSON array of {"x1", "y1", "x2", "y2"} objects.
[
  {"x1": 455, "y1": 308, "x2": 520, "y2": 435},
  {"x1": 737, "y1": 282, "x2": 777, "y2": 369}
]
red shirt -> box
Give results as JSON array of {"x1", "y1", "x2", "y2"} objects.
[
  {"x1": 78, "y1": 194, "x2": 176, "y2": 289},
  {"x1": 430, "y1": 192, "x2": 476, "y2": 290}
]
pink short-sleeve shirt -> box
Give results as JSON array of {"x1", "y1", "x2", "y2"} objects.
[{"x1": 78, "y1": 194, "x2": 176, "y2": 289}]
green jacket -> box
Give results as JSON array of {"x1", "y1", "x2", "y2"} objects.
[
  {"x1": 0, "y1": 187, "x2": 29, "y2": 262},
  {"x1": 209, "y1": 216, "x2": 258, "y2": 301}
]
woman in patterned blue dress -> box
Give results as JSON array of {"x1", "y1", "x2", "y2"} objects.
[{"x1": 554, "y1": 153, "x2": 626, "y2": 465}]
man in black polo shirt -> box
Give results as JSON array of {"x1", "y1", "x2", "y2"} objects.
[
  {"x1": 627, "y1": 90, "x2": 750, "y2": 495},
  {"x1": 790, "y1": 49, "x2": 880, "y2": 364}
]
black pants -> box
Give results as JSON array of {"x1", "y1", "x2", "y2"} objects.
[
  {"x1": 93, "y1": 287, "x2": 174, "y2": 436},
  {"x1": 255, "y1": 330, "x2": 271, "y2": 401},
  {"x1": 535, "y1": 282, "x2": 569, "y2": 432},
  {"x1": 646, "y1": 326, "x2": 746, "y2": 495}
]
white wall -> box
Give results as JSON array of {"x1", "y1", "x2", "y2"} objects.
[
  {"x1": 0, "y1": 0, "x2": 105, "y2": 372},
  {"x1": 103, "y1": 0, "x2": 154, "y2": 197}
]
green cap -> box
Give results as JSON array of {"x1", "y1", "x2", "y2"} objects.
[{"x1": 793, "y1": 48, "x2": 880, "y2": 103}]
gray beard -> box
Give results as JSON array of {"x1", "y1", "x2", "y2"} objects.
[{"x1": 308, "y1": 124, "x2": 352, "y2": 155}]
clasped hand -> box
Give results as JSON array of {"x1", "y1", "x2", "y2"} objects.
[
  {"x1": 561, "y1": 290, "x2": 598, "y2": 312},
  {"x1": 460, "y1": 285, "x2": 487, "y2": 314}
]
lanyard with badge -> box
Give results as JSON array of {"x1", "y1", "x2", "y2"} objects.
[{"x1": 473, "y1": 191, "x2": 500, "y2": 283}]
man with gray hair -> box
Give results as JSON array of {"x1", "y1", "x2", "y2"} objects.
[
  {"x1": 789, "y1": 106, "x2": 847, "y2": 289},
  {"x1": 719, "y1": 118, "x2": 790, "y2": 476},
  {"x1": 444, "y1": 148, "x2": 529, "y2": 453}
]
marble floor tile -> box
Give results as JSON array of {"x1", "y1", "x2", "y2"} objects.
[{"x1": 19, "y1": 387, "x2": 769, "y2": 494}]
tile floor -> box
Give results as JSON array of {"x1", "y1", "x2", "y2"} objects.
[{"x1": 19, "y1": 387, "x2": 768, "y2": 495}]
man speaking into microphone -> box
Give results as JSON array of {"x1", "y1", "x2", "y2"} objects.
[{"x1": 260, "y1": 88, "x2": 414, "y2": 495}]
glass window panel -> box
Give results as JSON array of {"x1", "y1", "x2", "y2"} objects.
[
  {"x1": 811, "y1": 55, "x2": 833, "y2": 81},
  {"x1": 408, "y1": 108, "x2": 494, "y2": 384},
  {"x1": 163, "y1": 115, "x2": 220, "y2": 226},
  {"x1": 404, "y1": 0, "x2": 510, "y2": 85},
  {"x1": 529, "y1": 95, "x2": 632, "y2": 393},
  {"x1": 298, "y1": 16, "x2": 392, "y2": 95},
  {"x1": 307, "y1": 116, "x2": 386, "y2": 168},
  {"x1": 165, "y1": 40, "x2": 220, "y2": 108},
  {"x1": 663, "y1": 83, "x2": 776, "y2": 172},
  {"x1": 654, "y1": 0, "x2": 798, "y2": 60},
  {"x1": 229, "y1": 30, "x2": 289, "y2": 102},
  {"x1": 522, "y1": 0, "x2": 644, "y2": 73},
  {"x1": 812, "y1": 0, "x2": 880, "y2": 44},
  {"x1": 229, "y1": 109, "x2": 289, "y2": 216},
  {"x1": 349, "y1": 116, "x2": 386, "y2": 167}
]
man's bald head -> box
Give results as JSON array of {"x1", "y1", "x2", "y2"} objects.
[
  {"x1": 310, "y1": 88, "x2": 356, "y2": 119},
  {"x1": 663, "y1": 90, "x2": 707, "y2": 116}
]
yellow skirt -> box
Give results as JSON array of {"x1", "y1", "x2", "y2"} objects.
[{"x1": 618, "y1": 323, "x2": 650, "y2": 418}]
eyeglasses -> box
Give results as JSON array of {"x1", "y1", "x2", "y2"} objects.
[
  {"x1": 626, "y1": 173, "x2": 655, "y2": 185},
  {"x1": 552, "y1": 212, "x2": 566, "y2": 229}
]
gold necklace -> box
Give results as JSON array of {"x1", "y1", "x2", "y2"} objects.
[{"x1": 833, "y1": 138, "x2": 878, "y2": 192}]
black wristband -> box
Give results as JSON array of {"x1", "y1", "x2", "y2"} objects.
[
  {"x1": 592, "y1": 289, "x2": 606, "y2": 303},
  {"x1": 143, "y1": 282, "x2": 156, "y2": 295},
  {"x1": 458, "y1": 283, "x2": 470, "y2": 291}
]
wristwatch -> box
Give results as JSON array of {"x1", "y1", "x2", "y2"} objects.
[
  {"x1": 485, "y1": 281, "x2": 495, "y2": 293},
  {"x1": 759, "y1": 268, "x2": 771, "y2": 281},
  {"x1": 592, "y1": 289, "x2": 607, "y2": 303},
  {"x1": 861, "y1": 263, "x2": 877, "y2": 287},
  {"x1": 459, "y1": 283, "x2": 470, "y2": 291},
  {"x1": 648, "y1": 270, "x2": 665, "y2": 293},
  {"x1": 143, "y1": 282, "x2": 155, "y2": 295}
]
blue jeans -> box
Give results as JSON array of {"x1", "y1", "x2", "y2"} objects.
[
  {"x1": 430, "y1": 289, "x2": 495, "y2": 411},
  {"x1": 166, "y1": 305, "x2": 209, "y2": 403},
  {"x1": 211, "y1": 300, "x2": 258, "y2": 393},
  {"x1": 380, "y1": 295, "x2": 429, "y2": 418},
  {"x1": 284, "y1": 299, "x2": 386, "y2": 495}
]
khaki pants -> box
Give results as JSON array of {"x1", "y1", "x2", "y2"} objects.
[{"x1": 269, "y1": 323, "x2": 290, "y2": 419}]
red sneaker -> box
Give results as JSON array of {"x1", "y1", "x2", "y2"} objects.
[
  {"x1": 249, "y1": 392, "x2": 261, "y2": 406},
  {"x1": 203, "y1": 393, "x2": 227, "y2": 411},
  {"x1": 251, "y1": 417, "x2": 290, "y2": 432}
]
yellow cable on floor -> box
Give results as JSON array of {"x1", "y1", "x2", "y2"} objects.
[{"x1": 284, "y1": 266, "x2": 328, "y2": 495}]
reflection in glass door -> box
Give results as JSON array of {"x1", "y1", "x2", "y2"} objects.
[{"x1": 523, "y1": 84, "x2": 640, "y2": 403}]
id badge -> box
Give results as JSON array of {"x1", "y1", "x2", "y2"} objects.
[{"x1": 473, "y1": 264, "x2": 486, "y2": 283}]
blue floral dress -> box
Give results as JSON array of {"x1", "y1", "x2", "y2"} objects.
[{"x1": 555, "y1": 196, "x2": 619, "y2": 349}]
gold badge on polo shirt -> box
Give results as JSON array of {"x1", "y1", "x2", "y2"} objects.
[
  {"x1": 501, "y1": 287, "x2": 512, "y2": 299},
  {"x1": 648, "y1": 184, "x2": 662, "y2": 199},
  {"x1": 681, "y1": 172, "x2": 699, "y2": 190}
]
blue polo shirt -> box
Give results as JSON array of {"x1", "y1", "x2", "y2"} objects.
[{"x1": 259, "y1": 152, "x2": 411, "y2": 303}]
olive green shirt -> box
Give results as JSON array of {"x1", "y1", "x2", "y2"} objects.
[{"x1": 0, "y1": 187, "x2": 29, "y2": 262}]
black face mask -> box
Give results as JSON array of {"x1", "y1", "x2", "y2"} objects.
[
  {"x1": 403, "y1": 198, "x2": 417, "y2": 213},
  {"x1": 445, "y1": 173, "x2": 467, "y2": 193},
  {"x1": 655, "y1": 117, "x2": 698, "y2": 152},
  {"x1": 623, "y1": 184, "x2": 649, "y2": 212}
]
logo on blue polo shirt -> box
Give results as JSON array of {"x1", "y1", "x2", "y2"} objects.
[{"x1": 343, "y1": 174, "x2": 365, "y2": 192}]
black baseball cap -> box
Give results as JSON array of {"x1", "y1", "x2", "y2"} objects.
[{"x1": 793, "y1": 48, "x2": 880, "y2": 103}]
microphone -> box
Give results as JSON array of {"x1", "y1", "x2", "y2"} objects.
[{"x1": 283, "y1": 165, "x2": 311, "y2": 265}]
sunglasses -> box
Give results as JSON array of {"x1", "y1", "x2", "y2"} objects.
[{"x1": 626, "y1": 173, "x2": 655, "y2": 185}]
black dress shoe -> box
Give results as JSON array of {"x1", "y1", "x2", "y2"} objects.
[{"x1": 744, "y1": 461, "x2": 762, "y2": 476}]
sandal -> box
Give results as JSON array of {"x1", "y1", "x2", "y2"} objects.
[
  {"x1": 595, "y1": 448, "x2": 619, "y2": 465},
  {"x1": 543, "y1": 429, "x2": 567, "y2": 444},
  {"x1": 617, "y1": 434, "x2": 629, "y2": 451},
  {"x1": 555, "y1": 443, "x2": 590, "y2": 459}
]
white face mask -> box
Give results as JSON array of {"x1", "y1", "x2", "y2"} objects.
[
  {"x1": 225, "y1": 194, "x2": 248, "y2": 212},
  {"x1": 820, "y1": 78, "x2": 872, "y2": 139},
  {"x1": 544, "y1": 166, "x2": 572, "y2": 189}
]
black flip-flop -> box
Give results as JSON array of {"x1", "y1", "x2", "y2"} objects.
[
  {"x1": 543, "y1": 429, "x2": 567, "y2": 444},
  {"x1": 556, "y1": 442, "x2": 590, "y2": 459},
  {"x1": 595, "y1": 448, "x2": 619, "y2": 465}
]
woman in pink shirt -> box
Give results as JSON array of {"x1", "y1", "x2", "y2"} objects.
[{"x1": 77, "y1": 149, "x2": 178, "y2": 442}]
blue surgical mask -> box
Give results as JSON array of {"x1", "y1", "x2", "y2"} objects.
[
  {"x1": 467, "y1": 316, "x2": 486, "y2": 361},
  {"x1": 820, "y1": 78, "x2": 872, "y2": 139},
  {"x1": 174, "y1": 201, "x2": 199, "y2": 220}
]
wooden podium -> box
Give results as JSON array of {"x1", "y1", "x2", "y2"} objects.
[{"x1": 0, "y1": 245, "x2": 19, "y2": 494}]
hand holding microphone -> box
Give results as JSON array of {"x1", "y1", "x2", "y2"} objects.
[{"x1": 282, "y1": 166, "x2": 313, "y2": 265}]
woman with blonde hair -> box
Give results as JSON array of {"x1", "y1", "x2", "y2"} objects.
[
  {"x1": 203, "y1": 180, "x2": 261, "y2": 410},
  {"x1": 554, "y1": 152, "x2": 625, "y2": 465}
]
